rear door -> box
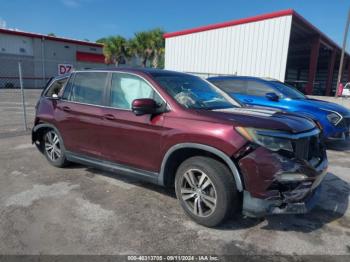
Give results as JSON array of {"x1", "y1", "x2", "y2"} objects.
[
  {"x1": 55, "y1": 71, "x2": 108, "y2": 158},
  {"x1": 99, "y1": 72, "x2": 166, "y2": 172}
]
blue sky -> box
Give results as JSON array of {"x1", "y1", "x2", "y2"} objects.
[{"x1": 0, "y1": 0, "x2": 349, "y2": 49}]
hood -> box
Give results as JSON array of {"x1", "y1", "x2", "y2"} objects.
[
  {"x1": 200, "y1": 107, "x2": 316, "y2": 134},
  {"x1": 304, "y1": 98, "x2": 350, "y2": 117},
  {"x1": 246, "y1": 104, "x2": 284, "y2": 112}
]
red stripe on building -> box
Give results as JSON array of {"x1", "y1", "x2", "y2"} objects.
[
  {"x1": 76, "y1": 51, "x2": 105, "y2": 64},
  {"x1": 163, "y1": 9, "x2": 294, "y2": 38}
]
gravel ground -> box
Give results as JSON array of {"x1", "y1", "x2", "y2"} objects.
[{"x1": 0, "y1": 90, "x2": 349, "y2": 259}]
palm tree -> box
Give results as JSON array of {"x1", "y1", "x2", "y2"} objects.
[
  {"x1": 97, "y1": 36, "x2": 129, "y2": 66},
  {"x1": 129, "y1": 29, "x2": 165, "y2": 68},
  {"x1": 149, "y1": 28, "x2": 165, "y2": 68},
  {"x1": 129, "y1": 31, "x2": 153, "y2": 67}
]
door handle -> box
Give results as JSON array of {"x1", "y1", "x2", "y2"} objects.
[
  {"x1": 62, "y1": 106, "x2": 71, "y2": 112},
  {"x1": 103, "y1": 114, "x2": 116, "y2": 120}
]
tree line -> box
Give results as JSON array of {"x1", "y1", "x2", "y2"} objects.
[{"x1": 97, "y1": 28, "x2": 165, "y2": 68}]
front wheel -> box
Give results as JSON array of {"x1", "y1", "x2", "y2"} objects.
[
  {"x1": 175, "y1": 156, "x2": 239, "y2": 227},
  {"x1": 43, "y1": 129, "x2": 69, "y2": 168}
]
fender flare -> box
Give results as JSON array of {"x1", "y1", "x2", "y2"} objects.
[
  {"x1": 32, "y1": 123, "x2": 66, "y2": 151},
  {"x1": 158, "y1": 143, "x2": 244, "y2": 192}
]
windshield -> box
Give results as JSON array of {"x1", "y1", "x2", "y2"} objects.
[
  {"x1": 272, "y1": 81, "x2": 306, "y2": 99},
  {"x1": 152, "y1": 73, "x2": 241, "y2": 110}
]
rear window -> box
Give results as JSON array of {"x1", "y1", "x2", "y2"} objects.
[{"x1": 68, "y1": 72, "x2": 108, "y2": 105}]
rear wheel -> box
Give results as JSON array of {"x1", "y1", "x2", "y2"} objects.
[
  {"x1": 43, "y1": 129, "x2": 68, "y2": 167},
  {"x1": 175, "y1": 156, "x2": 239, "y2": 227}
]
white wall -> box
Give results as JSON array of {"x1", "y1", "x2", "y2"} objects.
[
  {"x1": 165, "y1": 15, "x2": 292, "y2": 81},
  {"x1": 0, "y1": 33, "x2": 33, "y2": 56}
]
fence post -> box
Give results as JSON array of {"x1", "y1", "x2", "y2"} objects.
[{"x1": 18, "y1": 61, "x2": 28, "y2": 131}]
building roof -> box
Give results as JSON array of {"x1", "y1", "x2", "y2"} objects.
[
  {"x1": 0, "y1": 28, "x2": 103, "y2": 48},
  {"x1": 164, "y1": 9, "x2": 294, "y2": 38},
  {"x1": 163, "y1": 9, "x2": 347, "y2": 56}
]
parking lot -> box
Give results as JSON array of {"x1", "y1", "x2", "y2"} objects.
[{"x1": 0, "y1": 89, "x2": 349, "y2": 258}]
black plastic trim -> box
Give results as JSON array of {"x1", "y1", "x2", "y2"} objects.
[{"x1": 65, "y1": 151, "x2": 159, "y2": 184}]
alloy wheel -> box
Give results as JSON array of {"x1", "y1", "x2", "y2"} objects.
[
  {"x1": 180, "y1": 169, "x2": 217, "y2": 217},
  {"x1": 44, "y1": 131, "x2": 61, "y2": 161}
]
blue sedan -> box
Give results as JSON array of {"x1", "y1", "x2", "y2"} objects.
[{"x1": 207, "y1": 76, "x2": 350, "y2": 140}]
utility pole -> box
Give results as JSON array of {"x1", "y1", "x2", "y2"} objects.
[{"x1": 336, "y1": 7, "x2": 350, "y2": 97}]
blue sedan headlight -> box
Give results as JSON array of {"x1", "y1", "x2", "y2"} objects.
[{"x1": 326, "y1": 112, "x2": 342, "y2": 126}]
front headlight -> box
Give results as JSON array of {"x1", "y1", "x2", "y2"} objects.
[
  {"x1": 236, "y1": 127, "x2": 293, "y2": 152},
  {"x1": 326, "y1": 112, "x2": 342, "y2": 126}
]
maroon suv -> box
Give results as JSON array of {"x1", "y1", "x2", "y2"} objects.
[{"x1": 32, "y1": 68, "x2": 327, "y2": 227}]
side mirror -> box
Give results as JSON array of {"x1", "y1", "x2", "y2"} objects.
[
  {"x1": 132, "y1": 98, "x2": 158, "y2": 116},
  {"x1": 51, "y1": 93, "x2": 60, "y2": 100},
  {"x1": 265, "y1": 92, "x2": 279, "y2": 101}
]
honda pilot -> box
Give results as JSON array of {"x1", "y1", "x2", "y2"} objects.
[{"x1": 32, "y1": 68, "x2": 327, "y2": 227}]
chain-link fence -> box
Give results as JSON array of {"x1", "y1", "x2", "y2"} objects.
[
  {"x1": 1, "y1": 57, "x2": 45, "y2": 89},
  {"x1": 0, "y1": 58, "x2": 31, "y2": 135},
  {"x1": 0, "y1": 56, "x2": 114, "y2": 136}
]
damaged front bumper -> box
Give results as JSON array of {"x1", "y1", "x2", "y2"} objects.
[{"x1": 242, "y1": 158, "x2": 327, "y2": 217}]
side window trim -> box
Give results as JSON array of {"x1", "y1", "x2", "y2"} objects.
[
  {"x1": 104, "y1": 72, "x2": 113, "y2": 108},
  {"x1": 62, "y1": 73, "x2": 75, "y2": 100}
]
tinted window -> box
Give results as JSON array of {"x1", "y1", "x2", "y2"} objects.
[
  {"x1": 152, "y1": 74, "x2": 240, "y2": 109},
  {"x1": 245, "y1": 81, "x2": 275, "y2": 96},
  {"x1": 62, "y1": 75, "x2": 73, "y2": 100},
  {"x1": 45, "y1": 77, "x2": 68, "y2": 97},
  {"x1": 272, "y1": 81, "x2": 306, "y2": 99},
  {"x1": 110, "y1": 73, "x2": 163, "y2": 109},
  {"x1": 69, "y1": 72, "x2": 107, "y2": 105},
  {"x1": 211, "y1": 79, "x2": 247, "y2": 94}
]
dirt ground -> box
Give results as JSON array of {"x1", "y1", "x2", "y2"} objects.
[{"x1": 0, "y1": 90, "x2": 349, "y2": 259}]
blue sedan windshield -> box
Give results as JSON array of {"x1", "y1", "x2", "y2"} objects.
[{"x1": 271, "y1": 81, "x2": 306, "y2": 99}]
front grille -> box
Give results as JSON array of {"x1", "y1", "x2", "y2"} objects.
[
  {"x1": 294, "y1": 138, "x2": 309, "y2": 160},
  {"x1": 293, "y1": 135, "x2": 322, "y2": 162},
  {"x1": 337, "y1": 117, "x2": 350, "y2": 129}
]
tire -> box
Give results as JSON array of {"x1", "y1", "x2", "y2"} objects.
[
  {"x1": 42, "y1": 129, "x2": 69, "y2": 168},
  {"x1": 175, "y1": 156, "x2": 239, "y2": 227}
]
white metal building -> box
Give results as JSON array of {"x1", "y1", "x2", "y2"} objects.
[{"x1": 164, "y1": 9, "x2": 350, "y2": 96}]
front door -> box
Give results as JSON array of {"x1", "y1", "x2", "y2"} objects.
[{"x1": 99, "y1": 72, "x2": 167, "y2": 172}]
